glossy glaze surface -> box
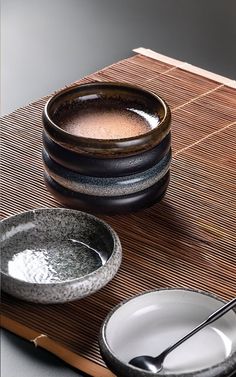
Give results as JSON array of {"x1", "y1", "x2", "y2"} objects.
[
  {"x1": 2, "y1": 239, "x2": 105, "y2": 283},
  {"x1": 55, "y1": 98, "x2": 159, "y2": 139},
  {"x1": 43, "y1": 82, "x2": 171, "y2": 157}
]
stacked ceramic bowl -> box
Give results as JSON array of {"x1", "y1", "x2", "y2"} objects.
[{"x1": 42, "y1": 82, "x2": 171, "y2": 214}]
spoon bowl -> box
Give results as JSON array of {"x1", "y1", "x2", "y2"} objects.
[{"x1": 130, "y1": 355, "x2": 163, "y2": 373}]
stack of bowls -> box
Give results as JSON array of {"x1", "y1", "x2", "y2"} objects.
[{"x1": 42, "y1": 82, "x2": 171, "y2": 214}]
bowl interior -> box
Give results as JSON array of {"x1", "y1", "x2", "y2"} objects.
[
  {"x1": 1, "y1": 209, "x2": 114, "y2": 284},
  {"x1": 47, "y1": 83, "x2": 166, "y2": 140},
  {"x1": 104, "y1": 289, "x2": 236, "y2": 374}
]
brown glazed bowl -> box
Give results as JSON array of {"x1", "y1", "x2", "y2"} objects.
[
  {"x1": 42, "y1": 82, "x2": 171, "y2": 158},
  {"x1": 42, "y1": 82, "x2": 171, "y2": 214}
]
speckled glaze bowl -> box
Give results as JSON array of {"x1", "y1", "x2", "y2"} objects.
[
  {"x1": 1, "y1": 208, "x2": 122, "y2": 304},
  {"x1": 42, "y1": 82, "x2": 171, "y2": 214},
  {"x1": 99, "y1": 288, "x2": 236, "y2": 377}
]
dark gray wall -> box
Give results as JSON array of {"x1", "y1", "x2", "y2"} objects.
[{"x1": 1, "y1": 0, "x2": 235, "y2": 115}]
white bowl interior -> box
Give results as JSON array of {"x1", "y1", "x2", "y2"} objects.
[{"x1": 105, "y1": 290, "x2": 236, "y2": 374}]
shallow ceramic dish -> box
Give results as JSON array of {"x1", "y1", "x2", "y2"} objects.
[
  {"x1": 99, "y1": 288, "x2": 236, "y2": 377},
  {"x1": 1, "y1": 208, "x2": 122, "y2": 304}
]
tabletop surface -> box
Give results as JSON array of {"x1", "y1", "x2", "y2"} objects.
[{"x1": 1, "y1": 1, "x2": 235, "y2": 377}]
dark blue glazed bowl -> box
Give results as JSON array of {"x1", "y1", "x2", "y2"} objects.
[{"x1": 42, "y1": 130, "x2": 171, "y2": 178}]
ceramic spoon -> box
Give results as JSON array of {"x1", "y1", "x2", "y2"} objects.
[{"x1": 129, "y1": 297, "x2": 236, "y2": 373}]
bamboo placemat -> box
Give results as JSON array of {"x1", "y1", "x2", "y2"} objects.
[{"x1": 1, "y1": 48, "x2": 236, "y2": 377}]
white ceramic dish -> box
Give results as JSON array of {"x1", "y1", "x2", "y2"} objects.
[{"x1": 99, "y1": 288, "x2": 236, "y2": 377}]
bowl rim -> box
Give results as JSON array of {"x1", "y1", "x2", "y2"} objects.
[
  {"x1": 1, "y1": 208, "x2": 122, "y2": 287},
  {"x1": 42, "y1": 82, "x2": 171, "y2": 156},
  {"x1": 99, "y1": 287, "x2": 236, "y2": 377}
]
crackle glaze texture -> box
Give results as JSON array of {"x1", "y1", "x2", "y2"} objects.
[{"x1": 1, "y1": 208, "x2": 122, "y2": 304}]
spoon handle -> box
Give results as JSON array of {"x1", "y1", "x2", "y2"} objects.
[
  {"x1": 205, "y1": 297, "x2": 236, "y2": 324},
  {"x1": 158, "y1": 297, "x2": 236, "y2": 360}
]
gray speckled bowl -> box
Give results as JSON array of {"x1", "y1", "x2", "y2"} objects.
[
  {"x1": 1, "y1": 208, "x2": 122, "y2": 304},
  {"x1": 99, "y1": 288, "x2": 236, "y2": 377}
]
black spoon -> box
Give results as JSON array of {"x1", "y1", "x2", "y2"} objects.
[{"x1": 129, "y1": 297, "x2": 236, "y2": 373}]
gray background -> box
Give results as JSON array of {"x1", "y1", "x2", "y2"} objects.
[
  {"x1": 1, "y1": 0, "x2": 235, "y2": 376},
  {"x1": 1, "y1": 0, "x2": 236, "y2": 115}
]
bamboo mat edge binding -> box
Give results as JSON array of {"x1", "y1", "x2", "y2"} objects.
[
  {"x1": 1, "y1": 316, "x2": 115, "y2": 377},
  {"x1": 133, "y1": 47, "x2": 236, "y2": 88}
]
